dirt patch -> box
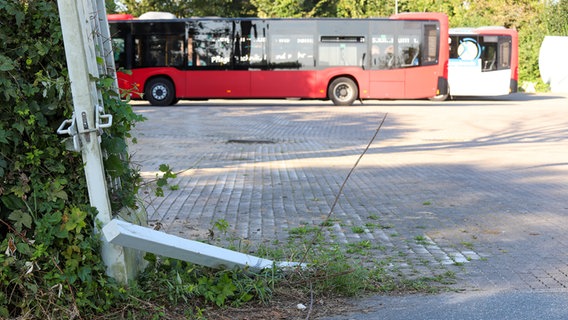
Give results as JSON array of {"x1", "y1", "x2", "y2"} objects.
[{"x1": 201, "y1": 295, "x2": 361, "y2": 320}]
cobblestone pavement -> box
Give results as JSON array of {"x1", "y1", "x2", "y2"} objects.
[{"x1": 129, "y1": 93, "x2": 568, "y2": 293}]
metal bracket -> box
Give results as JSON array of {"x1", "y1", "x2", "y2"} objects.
[
  {"x1": 57, "y1": 105, "x2": 113, "y2": 152},
  {"x1": 96, "y1": 105, "x2": 113, "y2": 131},
  {"x1": 57, "y1": 114, "x2": 81, "y2": 152}
]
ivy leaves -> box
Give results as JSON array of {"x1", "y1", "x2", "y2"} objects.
[
  {"x1": 0, "y1": 1, "x2": 142, "y2": 317},
  {"x1": 0, "y1": 54, "x2": 15, "y2": 72},
  {"x1": 7, "y1": 210, "x2": 32, "y2": 232}
]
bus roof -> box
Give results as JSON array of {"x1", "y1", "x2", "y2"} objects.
[
  {"x1": 139, "y1": 11, "x2": 177, "y2": 19},
  {"x1": 107, "y1": 13, "x2": 135, "y2": 21},
  {"x1": 450, "y1": 26, "x2": 518, "y2": 36},
  {"x1": 390, "y1": 12, "x2": 448, "y2": 21},
  {"x1": 107, "y1": 12, "x2": 448, "y2": 23}
]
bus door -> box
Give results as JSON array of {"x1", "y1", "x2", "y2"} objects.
[
  {"x1": 186, "y1": 20, "x2": 250, "y2": 98},
  {"x1": 477, "y1": 35, "x2": 513, "y2": 95}
]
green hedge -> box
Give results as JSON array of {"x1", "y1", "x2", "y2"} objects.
[{"x1": 0, "y1": 1, "x2": 143, "y2": 317}]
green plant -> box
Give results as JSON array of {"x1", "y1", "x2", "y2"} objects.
[
  {"x1": 213, "y1": 219, "x2": 230, "y2": 234},
  {"x1": 0, "y1": 1, "x2": 144, "y2": 317},
  {"x1": 154, "y1": 164, "x2": 178, "y2": 197},
  {"x1": 288, "y1": 225, "x2": 320, "y2": 236},
  {"x1": 351, "y1": 226, "x2": 366, "y2": 234},
  {"x1": 139, "y1": 254, "x2": 272, "y2": 308},
  {"x1": 461, "y1": 241, "x2": 475, "y2": 250},
  {"x1": 320, "y1": 218, "x2": 338, "y2": 227},
  {"x1": 414, "y1": 235, "x2": 430, "y2": 245},
  {"x1": 346, "y1": 240, "x2": 372, "y2": 254},
  {"x1": 364, "y1": 222, "x2": 392, "y2": 230}
]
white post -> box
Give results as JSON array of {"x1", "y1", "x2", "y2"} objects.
[{"x1": 57, "y1": 0, "x2": 134, "y2": 283}]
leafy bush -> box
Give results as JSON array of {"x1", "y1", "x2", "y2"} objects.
[{"x1": 0, "y1": 1, "x2": 143, "y2": 317}]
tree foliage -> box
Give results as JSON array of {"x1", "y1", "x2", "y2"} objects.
[
  {"x1": 544, "y1": 0, "x2": 568, "y2": 35},
  {"x1": 335, "y1": 0, "x2": 393, "y2": 18},
  {"x1": 117, "y1": 0, "x2": 257, "y2": 17}
]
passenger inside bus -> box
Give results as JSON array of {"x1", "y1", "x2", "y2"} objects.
[{"x1": 402, "y1": 47, "x2": 420, "y2": 67}]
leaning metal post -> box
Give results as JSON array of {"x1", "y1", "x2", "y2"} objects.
[{"x1": 56, "y1": 0, "x2": 139, "y2": 284}]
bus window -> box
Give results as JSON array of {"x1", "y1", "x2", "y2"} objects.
[
  {"x1": 423, "y1": 24, "x2": 439, "y2": 65},
  {"x1": 319, "y1": 36, "x2": 366, "y2": 67},
  {"x1": 191, "y1": 20, "x2": 232, "y2": 68},
  {"x1": 233, "y1": 20, "x2": 268, "y2": 69},
  {"x1": 481, "y1": 42, "x2": 497, "y2": 71},
  {"x1": 398, "y1": 35, "x2": 420, "y2": 67},
  {"x1": 133, "y1": 34, "x2": 184, "y2": 68},
  {"x1": 371, "y1": 35, "x2": 394, "y2": 69},
  {"x1": 449, "y1": 35, "x2": 460, "y2": 58},
  {"x1": 112, "y1": 38, "x2": 126, "y2": 68},
  {"x1": 499, "y1": 38, "x2": 511, "y2": 69},
  {"x1": 133, "y1": 36, "x2": 163, "y2": 67},
  {"x1": 370, "y1": 44, "x2": 380, "y2": 66},
  {"x1": 268, "y1": 20, "x2": 316, "y2": 70},
  {"x1": 168, "y1": 38, "x2": 184, "y2": 67},
  {"x1": 394, "y1": 21, "x2": 422, "y2": 67},
  {"x1": 187, "y1": 37, "x2": 205, "y2": 66},
  {"x1": 294, "y1": 35, "x2": 315, "y2": 69}
]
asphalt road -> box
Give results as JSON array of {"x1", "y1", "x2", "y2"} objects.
[{"x1": 129, "y1": 93, "x2": 568, "y2": 319}]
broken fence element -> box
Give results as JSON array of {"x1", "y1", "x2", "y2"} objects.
[{"x1": 102, "y1": 219, "x2": 305, "y2": 271}]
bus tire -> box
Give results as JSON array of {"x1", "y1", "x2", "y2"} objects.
[
  {"x1": 429, "y1": 94, "x2": 449, "y2": 101},
  {"x1": 328, "y1": 77, "x2": 358, "y2": 106},
  {"x1": 145, "y1": 77, "x2": 175, "y2": 106}
]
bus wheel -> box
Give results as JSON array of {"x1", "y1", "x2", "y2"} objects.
[
  {"x1": 145, "y1": 78, "x2": 175, "y2": 106},
  {"x1": 429, "y1": 93, "x2": 449, "y2": 101},
  {"x1": 328, "y1": 77, "x2": 358, "y2": 106}
]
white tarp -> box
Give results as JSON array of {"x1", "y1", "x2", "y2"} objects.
[{"x1": 539, "y1": 36, "x2": 568, "y2": 93}]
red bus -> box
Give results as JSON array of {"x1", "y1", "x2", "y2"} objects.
[
  {"x1": 433, "y1": 26, "x2": 518, "y2": 100},
  {"x1": 108, "y1": 12, "x2": 449, "y2": 106}
]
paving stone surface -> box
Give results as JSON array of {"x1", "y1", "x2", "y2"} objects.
[{"x1": 129, "y1": 93, "x2": 568, "y2": 292}]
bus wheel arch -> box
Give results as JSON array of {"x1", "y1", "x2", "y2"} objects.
[
  {"x1": 328, "y1": 77, "x2": 359, "y2": 106},
  {"x1": 144, "y1": 76, "x2": 177, "y2": 106}
]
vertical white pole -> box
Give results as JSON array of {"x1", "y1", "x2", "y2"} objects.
[{"x1": 57, "y1": 0, "x2": 131, "y2": 283}]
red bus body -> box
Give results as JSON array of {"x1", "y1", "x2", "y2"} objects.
[{"x1": 108, "y1": 13, "x2": 449, "y2": 105}]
